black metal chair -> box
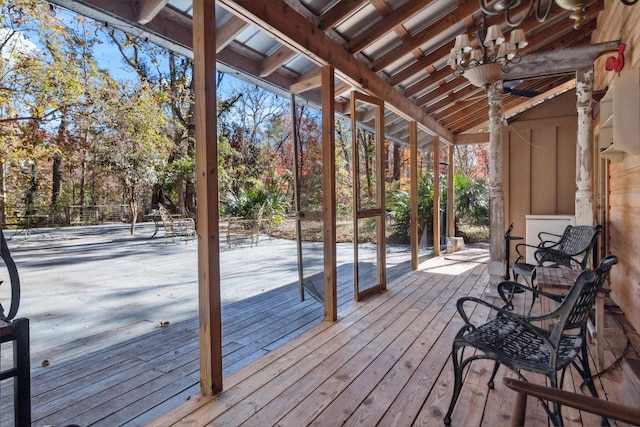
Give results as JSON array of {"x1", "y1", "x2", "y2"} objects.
[
  {"x1": 443, "y1": 255, "x2": 618, "y2": 427},
  {"x1": 0, "y1": 229, "x2": 31, "y2": 427},
  {"x1": 510, "y1": 224, "x2": 601, "y2": 311}
]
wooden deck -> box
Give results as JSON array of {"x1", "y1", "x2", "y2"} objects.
[
  {"x1": 1, "y1": 231, "x2": 638, "y2": 426},
  {"x1": 149, "y1": 251, "x2": 640, "y2": 427}
]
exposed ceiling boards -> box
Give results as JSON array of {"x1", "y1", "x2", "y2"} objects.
[{"x1": 50, "y1": 0, "x2": 615, "y2": 146}]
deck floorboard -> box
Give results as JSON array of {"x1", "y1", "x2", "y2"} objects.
[{"x1": 1, "y1": 226, "x2": 637, "y2": 426}]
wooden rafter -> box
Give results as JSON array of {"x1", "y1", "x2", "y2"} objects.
[
  {"x1": 318, "y1": 0, "x2": 368, "y2": 30},
  {"x1": 348, "y1": 0, "x2": 434, "y2": 54},
  {"x1": 219, "y1": 0, "x2": 454, "y2": 142},
  {"x1": 260, "y1": 45, "x2": 297, "y2": 77},
  {"x1": 216, "y1": 15, "x2": 248, "y2": 53},
  {"x1": 370, "y1": 0, "x2": 479, "y2": 72},
  {"x1": 137, "y1": 0, "x2": 169, "y2": 24}
]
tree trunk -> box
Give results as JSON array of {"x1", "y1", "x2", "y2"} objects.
[
  {"x1": 129, "y1": 186, "x2": 138, "y2": 234},
  {"x1": 392, "y1": 142, "x2": 401, "y2": 181},
  {"x1": 51, "y1": 112, "x2": 68, "y2": 221}
]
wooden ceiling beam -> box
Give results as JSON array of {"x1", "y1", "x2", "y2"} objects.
[
  {"x1": 289, "y1": 69, "x2": 322, "y2": 94},
  {"x1": 370, "y1": 0, "x2": 479, "y2": 72},
  {"x1": 50, "y1": 0, "x2": 194, "y2": 56},
  {"x1": 431, "y1": 87, "x2": 484, "y2": 118},
  {"x1": 260, "y1": 45, "x2": 298, "y2": 77},
  {"x1": 454, "y1": 132, "x2": 489, "y2": 145},
  {"x1": 404, "y1": 65, "x2": 452, "y2": 98},
  {"x1": 137, "y1": 0, "x2": 169, "y2": 24},
  {"x1": 318, "y1": 0, "x2": 368, "y2": 30},
  {"x1": 416, "y1": 78, "x2": 471, "y2": 107},
  {"x1": 334, "y1": 81, "x2": 353, "y2": 96},
  {"x1": 502, "y1": 40, "x2": 618, "y2": 81},
  {"x1": 389, "y1": 42, "x2": 452, "y2": 86},
  {"x1": 216, "y1": 16, "x2": 248, "y2": 53},
  {"x1": 349, "y1": 0, "x2": 435, "y2": 54},
  {"x1": 219, "y1": 0, "x2": 454, "y2": 142}
]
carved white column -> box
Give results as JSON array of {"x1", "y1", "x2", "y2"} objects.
[
  {"x1": 487, "y1": 80, "x2": 506, "y2": 297},
  {"x1": 575, "y1": 67, "x2": 594, "y2": 226}
]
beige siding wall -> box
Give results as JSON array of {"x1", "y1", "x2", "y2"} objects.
[
  {"x1": 502, "y1": 91, "x2": 578, "y2": 246},
  {"x1": 593, "y1": 1, "x2": 640, "y2": 331}
]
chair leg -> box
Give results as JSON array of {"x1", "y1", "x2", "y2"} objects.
[
  {"x1": 444, "y1": 344, "x2": 471, "y2": 426},
  {"x1": 573, "y1": 336, "x2": 611, "y2": 427},
  {"x1": 488, "y1": 361, "x2": 500, "y2": 389},
  {"x1": 546, "y1": 375, "x2": 564, "y2": 427}
]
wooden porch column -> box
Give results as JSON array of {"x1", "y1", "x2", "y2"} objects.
[
  {"x1": 193, "y1": 0, "x2": 222, "y2": 395},
  {"x1": 433, "y1": 136, "x2": 440, "y2": 256},
  {"x1": 487, "y1": 80, "x2": 506, "y2": 295},
  {"x1": 448, "y1": 144, "x2": 455, "y2": 240},
  {"x1": 575, "y1": 67, "x2": 595, "y2": 226},
  {"x1": 410, "y1": 122, "x2": 419, "y2": 270},
  {"x1": 321, "y1": 66, "x2": 337, "y2": 321}
]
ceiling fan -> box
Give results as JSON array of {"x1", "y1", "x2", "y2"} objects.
[
  {"x1": 503, "y1": 80, "x2": 542, "y2": 97},
  {"x1": 459, "y1": 80, "x2": 542, "y2": 102}
]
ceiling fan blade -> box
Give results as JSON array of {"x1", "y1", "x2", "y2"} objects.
[{"x1": 506, "y1": 88, "x2": 542, "y2": 97}]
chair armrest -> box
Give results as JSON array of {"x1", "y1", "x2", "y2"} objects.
[
  {"x1": 537, "y1": 231, "x2": 562, "y2": 243},
  {"x1": 496, "y1": 281, "x2": 530, "y2": 309},
  {"x1": 504, "y1": 378, "x2": 640, "y2": 425},
  {"x1": 514, "y1": 243, "x2": 543, "y2": 260}
]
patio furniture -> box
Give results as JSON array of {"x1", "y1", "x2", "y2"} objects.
[
  {"x1": 443, "y1": 255, "x2": 618, "y2": 427},
  {"x1": 504, "y1": 377, "x2": 640, "y2": 426},
  {"x1": 158, "y1": 204, "x2": 196, "y2": 243},
  {"x1": 510, "y1": 224, "x2": 601, "y2": 310},
  {"x1": 225, "y1": 205, "x2": 264, "y2": 248},
  {"x1": 0, "y1": 229, "x2": 31, "y2": 427}
]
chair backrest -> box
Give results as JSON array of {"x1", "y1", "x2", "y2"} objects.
[
  {"x1": 158, "y1": 204, "x2": 171, "y2": 223},
  {"x1": 0, "y1": 229, "x2": 20, "y2": 321},
  {"x1": 537, "y1": 225, "x2": 601, "y2": 269},
  {"x1": 550, "y1": 255, "x2": 617, "y2": 341}
]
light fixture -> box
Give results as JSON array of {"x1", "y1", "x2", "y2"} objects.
[
  {"x1": 448, "y1": 15, "x2": 527, "y2": 88},
  {"x1": 480, "y1": 0, "x2": 637, "y2": 29}
]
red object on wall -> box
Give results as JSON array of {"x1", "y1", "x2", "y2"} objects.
[{"x1": 605, "y1": 43, "x2": 626, "y2": 73}]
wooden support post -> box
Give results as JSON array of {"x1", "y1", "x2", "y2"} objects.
[
  {"x1": 575, "y1": 67, "x2": 595, "y2": 227},
  {"x1": 487, "y1": 80, "x2": 506, "y2": 295},
  {"x1": 193, "y1": 0, "x2": 222, "y2": 395},
  {"x1": 433, "y1": 136, "x2": 440, "y2": 256},
  {"x1": 410, "y1": 121, "x2": 419, "y2": 270},
  {"x1": 322, "y1": 66, "x2": 337, "y2": 321},
  {"x1": 448, "y1": 145, "x2": 455, "y2": 241}
]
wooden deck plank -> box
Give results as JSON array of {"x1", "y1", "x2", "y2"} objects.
[
  {"x1": 334, "y1": 276, "x2": 487, "y2": 426},
  {"x1": 305, "y1": 263, "x2": 486, "y2": 427},
  {"x1": 5, "y1": 237, "x2": 636, "y2": 427},
  {"x1": 247, "y1": 269, "x2": 453, "y2": 426},
  {"x1": 149, "y1": 262, "x2": 425, "y2": 427},
  {"x1": 376, "y1": 262, "x2": 488, "y2": 426},
  {"x1": 416, "y1": 283, "x2": 494, "y2": 427},
  {"x1": 186, "y1": 272, "x2": 432, "y2": 425}
]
